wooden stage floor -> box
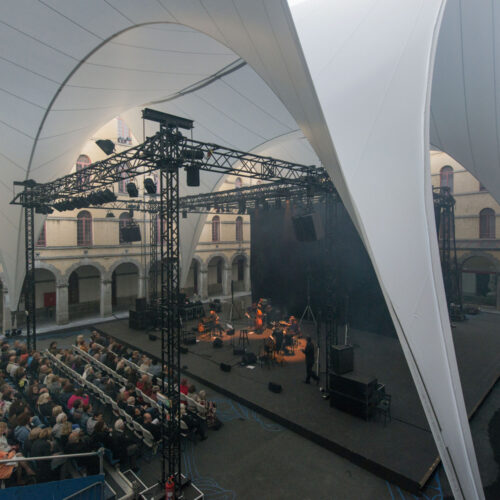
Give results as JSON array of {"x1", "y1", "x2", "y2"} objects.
[{"x1": 95, "y1": 313, "x2": 500, "y2": 494}]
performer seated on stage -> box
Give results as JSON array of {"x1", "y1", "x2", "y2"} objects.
[
  {"x1": 288, "y1": 316, "x2": 300, "y2": 337},
  {"x1": 209, "y1": 310, "x2": 224, "y2": 335},
  {"x1": 271, "y1": 326, "x2": 284, "y2": 353}
]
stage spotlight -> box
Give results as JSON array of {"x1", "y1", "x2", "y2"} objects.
[
  {"x1": 102, "y1": 189, "x2": 117, "y2": 202},
  {"x1": 126, "y1": 182, "x2": 139, "y2": 197},
  {"x1": 186, "y1": 165, "x2": 200, "y2": 187},
  {"x1": 182, "y1": 211, "x2": 188, "y2": 219},
  {"x1": 95, "y1": 139, "x2": 115, "y2": 155},
  {"x1": 144, "y1": 178, "x2": 157, "y2": 194},
  {"x1": 105, "y1": 211, "x2": 115, "y2": 218},
  {"x1": 181, "y1": 148, "x2": 204, "y2": 160}
]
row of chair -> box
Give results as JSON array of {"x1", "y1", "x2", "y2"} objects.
[{"x1": 45, "y1": 351, "x2": 158, "y2": 453}]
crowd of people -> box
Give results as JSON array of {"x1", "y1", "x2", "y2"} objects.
[{"x1": 0, "y1": 331, "x2": 219, "y2": 487}]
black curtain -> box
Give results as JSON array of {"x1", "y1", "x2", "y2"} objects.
[{"x1": 250, "y1": 201, "x2": 396, "y2": 336}]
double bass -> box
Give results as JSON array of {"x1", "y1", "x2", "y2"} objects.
[{"x1": 254, "y1": 307, "x2": 263, "y2": 332}]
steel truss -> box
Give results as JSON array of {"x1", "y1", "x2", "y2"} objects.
[
  {"x1": 12, "y1": 113, "x2": 321, "y2": 493},
  {"x1": 433, "y1": 187, "x2": 462, "y2": 317},
  {"x1": 11, "y1": 136, "x2": 319, "y2": 209},
  {"x1": 323, "y1": 190, "x2": 339, "y2": 389},
  {"x1": 158, "y1": 126, "x2": 182, "y2": 488},
  {"x1": 23, "y1": 184, "x2": 36, "y2": 351}
]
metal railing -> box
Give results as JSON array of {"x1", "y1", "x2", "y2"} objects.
[
  {"x1": 0, "y1": 447, "x2": 105, "y2": 475},
  {"x1": 62, "y1": 480, "x2": 105, "y2": 500}
]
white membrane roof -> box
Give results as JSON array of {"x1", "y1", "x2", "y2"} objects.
[{"x1": 0, "y1": 1, "x2": 493, "y2": 498}]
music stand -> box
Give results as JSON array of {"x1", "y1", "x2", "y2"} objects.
[{"x1": 299, "y1": 273, "x2": 316, "y2": 328}]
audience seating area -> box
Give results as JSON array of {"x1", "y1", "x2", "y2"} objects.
[{"x1": 0, "y1": 331, "x2": 219, "y2": 489}]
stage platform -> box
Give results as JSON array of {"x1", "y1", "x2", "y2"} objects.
[{"x1": 94, "y1": 313, "x2": 500, "y2": 494}]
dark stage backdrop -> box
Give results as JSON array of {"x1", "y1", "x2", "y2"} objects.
[{"x1": 250, "y1": 202, "x2": 396, "y2": 336}]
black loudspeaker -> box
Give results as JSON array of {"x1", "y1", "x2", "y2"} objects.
[
  {"x1": 292, "y1": 213, "x2": 324, "y2": 242},
  {"x1": 186, "y1": 165, "x2": 200, "y2": 187},
  {"x1": 329, "y1": 372, "x2": 378, "y2": 420},
  {"x1": 148, "y1": 334, "x2": 157, "y2": 341},
  {"x1": 220, "y1": 362, "x2": 232, "y2": 372},
  {"x1": 120, "y1": 224, "x2": 141, "y2": 242},
  {"x1": 233, "y1": 346, "x2": 246, "y2": 355},
  {"x1": 242, "y1": 352, "x2": 257, "y2": 365},
  {"x1": 268, "y1": 382, "x2": 282, "y2": 393},
  {"x1": 135, "y1": 298, "x2": 147, "y2": 312},
  {"x1": 180, "y1": 346, "x2": 189, "y2": 354},
  {"x1": 213, "y1": 338, "x2": 223, "y2": 348},
  {"x1": 331, "y1": 344, "x2": 354, "y2": 374},
  {"x1": 183, "y1": 335, "x2": 197, "y2": 345}
]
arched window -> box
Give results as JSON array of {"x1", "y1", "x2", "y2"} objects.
[
  {"x1": 212, "y1": 216, "x2": 220, "y2": 242},
  {"x1": 479, "y1": 208, "x2": 496, "y2": 239},
  {"x1": 119, "y1": 212, "x2": 131, "y2": 244},
  {"x1": 77, "y1": 211, "x2": 92, "y2": 246},
  {"x1": 76, "y1": 154, "x2": 91, "y2": 187},
  {"x1": 235, "y1": 216, "x2": 243, "y2": 242},
  {"x1": 440, "y1": 165, "x2": 454, "y2": 192}
]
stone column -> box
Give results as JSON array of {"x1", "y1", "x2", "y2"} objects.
[
  {"x1": 137, "y1": 274, "x2": 147, "y2": 299},
  {"x1": 199, "y1": 269, "x2": 208, "y2": 300},
  {"x1": 2, "y1": 288, "x2": 12, "y2": 332},
  {"x1": 222, "y1": 265, "x2": 231, "y2": 296},
  {"x1": 55, "y1": 284, "x2": 69, "y2": 325},
  {"x1": 100, "y1": 279, "x2": 113, "y2": 317},
  {"x1": 244, "y1": 260, "x2": 251, "y2": 292}
]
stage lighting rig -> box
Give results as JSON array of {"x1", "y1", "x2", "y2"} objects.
[
  {"x1": 144, "y1": 178, "x2": 157, "y2": 194},
  {"x1": 95, "y1": 139, "x2": 115, "y2": 155},
  {"x1": 126, "y1": 182, "x2": 139, "y2": 197}
]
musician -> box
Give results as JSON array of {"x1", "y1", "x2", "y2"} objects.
[
  {"x1": 209, "y1": 310, "x2": 224, "y2": 336},
  {"x1": 288, "y1": 316, "x2": 300, "y2": 337},
  {"x1": 302, "y1": 336, "x2": 319, "y2": 384},
  {"x1": 271, "y1": 326, "x2": 283, "y2": 353},
  {"x1": 254, "y1": 307, "x2": 263, "y2": 332}
]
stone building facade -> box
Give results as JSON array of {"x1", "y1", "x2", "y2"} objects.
[
  {"x1": 0, "y1": 117, "x2": 251, "y2": 330},
  {"x1": 430, "y1": 150, "x2": 500, "y2": 309}
]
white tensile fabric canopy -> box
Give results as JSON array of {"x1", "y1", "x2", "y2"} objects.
[{"x1": 0, "y1": 1, "x2": 493, "y2": 498}]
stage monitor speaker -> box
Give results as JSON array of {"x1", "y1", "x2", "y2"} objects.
[
  {"x1": 268, "y1": 382, "x2": 282, "y2": 393},
  {"x1": 213, "y1": 338, "x2": 223, "y2": 348},
  {"x1": 120, "y1": 224, "x2": 141, "y2": 242},
  {"x1": 148, "y1": 334, "x2": 157, "y2": 341},
  {"x1": 220, "y1": 362, "x2": 232, "y2": 372},
  {"x1": 331, "y1": 344, "x2": 354, "y2": 374},
  {"x1": 242, "y1": 352, "x2": 257, "y2": 365},
  {"x1": 329, "y1": 372, "x2": 377, "y2": 400},
  {"x1": 180, "y1": 346, "x2": 189, "y2": 354},
  {"x1": 135, "y1": 298, "x2": 147, "y2": 312},
  {"x1": 292, "y1": 213, "x2": 324, "y2": 242}
]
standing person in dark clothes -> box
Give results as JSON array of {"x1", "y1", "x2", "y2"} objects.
[{"x1": 302, "y1": 336, "x2": 319, "y2": 384}]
